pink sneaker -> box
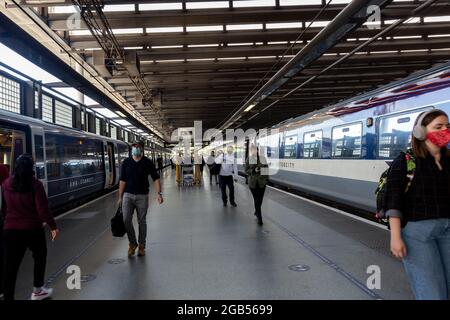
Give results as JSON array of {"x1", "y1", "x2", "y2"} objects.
[{"x1": 31, "y1": 287, "x2": 53, "y2": 300}]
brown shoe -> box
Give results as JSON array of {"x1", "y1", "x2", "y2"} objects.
[
  {"x1": 137, "y1": 244, "x2": 145, "y2": 257},
  {"x1": 128, "y1": 244, "x2": 137, "y2": 257}
]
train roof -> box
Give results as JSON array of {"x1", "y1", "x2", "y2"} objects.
[
  {"x1": 272, "y1": 60, "x2": 450, "y2": 130},
  {"x1": 0, "y1": 107, "x2": 128, "y2": 146}
]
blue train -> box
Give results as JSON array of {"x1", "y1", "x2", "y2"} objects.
[
  {"x1": 237, "y1": 61, "x2": 450, "y2": 216},
  {"x1": 0, "y1": 109, "x2": 170, "y2": 213}
]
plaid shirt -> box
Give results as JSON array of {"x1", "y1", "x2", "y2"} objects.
[{"x1": 385, "y1": 149, "x2": 450, "y2": 221}]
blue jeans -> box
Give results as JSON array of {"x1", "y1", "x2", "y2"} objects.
[{"x1": 401, "y1": 218, "x2": 450, "y2": 300}]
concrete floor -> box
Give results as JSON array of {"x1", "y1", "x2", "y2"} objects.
[{"x1": 14, "y1": 169, "x2": 414, "y2": 300}]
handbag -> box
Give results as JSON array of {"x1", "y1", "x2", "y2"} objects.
[{"x1": 111, "y1": 205, "x2": 126, "y2": 237}]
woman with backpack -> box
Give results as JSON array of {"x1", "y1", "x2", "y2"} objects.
[
  {"x1": 1, "y1": 154, "x2": 59, "y2": 300},
  {"x1": 384, "y1": 109, "x2": 450, "y2": 300}
]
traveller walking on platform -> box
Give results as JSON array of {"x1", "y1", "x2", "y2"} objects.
[
  {"x1": 218, "y1": 146, "x2": 238, "y2": 207},
  {"x1": 157, "y1": 155, "x2": 163, "y2": 176},
  {"x1": 245, "y1": 144, "x2": 269, "y2": 226},
  {"x1": 384, "y1": 109, "x2": 450, "y2": 300},
  {"x1": 118, "y1": 140, "x2": 163, "y2": 258},
  {"x1": 0, "y1": 162, "x2": 10, "y2": 299},
  {"x1": 207, "y1": 151, "x2": 219, "y2": 185},
  {"x1": 2, "y1": 154, "x2": 58, "y2": 300}
]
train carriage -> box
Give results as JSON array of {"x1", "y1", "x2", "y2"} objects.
[
  {"x1": 0, "y1": 109, "x2": 130, "y2": 212},
  {"x1": 237, "y1": 61, "x2": 450, "y2": 216}
]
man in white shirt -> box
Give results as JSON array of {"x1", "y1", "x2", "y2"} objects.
[{"x1": 217, "y1": 146, "x2": 238, "y2": 207}]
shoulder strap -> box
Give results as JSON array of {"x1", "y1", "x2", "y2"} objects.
[{"x1": 404, "y1": 148, "x2": 416, "y2": 192}]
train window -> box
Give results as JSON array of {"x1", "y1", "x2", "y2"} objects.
[
  {"x1": 378, "y1": 109, "x2": 425, "y2": 159},
  {"x1": 34, "y1": 135, "x2": 45, "y2": 179},
  {"x1": 62, "y1": 139, "x2": 82, "y2": 178},
  {"x1": 332, "y1": 122, "x2": 362, "y2": 158},
  {"x1": 303, "y1": 130, "x2": 322, "y2": 159},
  {"x1": 45, "y1": 134, "x2": 60, "y2": 180},
  {"x1": 0, "y1": 128, "x2": 13, "y2": 170},
  {"x1": 284, "y1": 134, "x2": 298, "y2": 159},
  {"x1": 118, "y1": 144, "x2": 130, "y2": 167},
  {"x1": 80, "y1": 139, "x2": 103, "y2": 175}
]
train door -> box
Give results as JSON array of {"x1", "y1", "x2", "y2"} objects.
[
  {"x1": 0, "y1": 126, "x2": 27, "y2": 176},
  {"x1": 104, "y1": 141, "x2": 116, "y2": 188}
]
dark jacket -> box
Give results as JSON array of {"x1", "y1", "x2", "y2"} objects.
[
  {"x1": 1, "y1": 176, "x2": 57, "y2": 230},
  {"x1": 245, "y1": 155, "x2": 269, "y2": 189},
  {"x1": 385, "y1": 148, "x2": 450, "y2": 222}
]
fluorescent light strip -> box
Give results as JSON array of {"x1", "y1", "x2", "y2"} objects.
[
  {"x1": 188, "y1": 44, "x2": 220, "y2": 48},
  {"x1": 151, "y1": 45, "x2": 183, "y2": 49},
  {"x1": 244, "y1": 103, "x2": 256, "y2": 112},
  {"x1": 186, "y1": 25, "x2": 223, "y2": 32},
  {"x1": 226, "y1": 24, "x2": 263, "y2": 31},
  {"x1": 428, "y1": 34, "x2": 450, "y2": 38},
  {"x1": 147, "y1": 27, "x2": 183, "y2": 33},
  {"x1": 227, "y1": 42, "x2": 254, "y2": 46}
]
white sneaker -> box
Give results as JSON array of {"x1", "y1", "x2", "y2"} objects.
[{"x1": 31, "y1": 287, "x2": 53, "y2": 300}]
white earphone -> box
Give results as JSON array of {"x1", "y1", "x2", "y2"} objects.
[{"x1": 412, "y1": 110, "x2": 434, "y2": 141}]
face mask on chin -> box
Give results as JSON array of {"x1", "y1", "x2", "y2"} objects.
[
  {"x1": 426, "y1": 128, "x2": 450, "y2": 148},
  {"x1": 132, "y1": 147, "x2": 142, "y2": 157}
]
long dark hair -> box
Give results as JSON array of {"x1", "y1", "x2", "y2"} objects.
[
  {"x1": 12, "y1": 154, "x2": 35, "y2": 193},
  {"x1": 412, "y1": 109, "x2": 450, "y2": 158}
]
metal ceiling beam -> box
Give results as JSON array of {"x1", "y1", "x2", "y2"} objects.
[
  {"x1": 134, "y1": 37, "x2": 450, "y2": 61},
  {"x1": 137, "y1": 51, "x2": 450, "y2": 73},
  {"x1": 69, "y1": 23, "x2": 450, "y2": 49},
  {"x1": 47, "y1": 3, "x2": 450, "y2": 30}
]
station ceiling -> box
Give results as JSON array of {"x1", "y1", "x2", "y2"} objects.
[{"x1": 12, "y1": 0, "x2": 450, "y2": 138}]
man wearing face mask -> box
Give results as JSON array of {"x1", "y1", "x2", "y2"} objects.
[{"x1": 118, "y1": 140, "x2": 163, "y2": 257}]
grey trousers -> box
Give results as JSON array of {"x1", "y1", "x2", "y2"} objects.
[{"x1": 122, "y1": 192, "x2": 149, "y2": 246}]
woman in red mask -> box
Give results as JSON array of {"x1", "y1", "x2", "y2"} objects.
[{"x1": 384, "y1": 109, "x2": 450, "y2": 300}]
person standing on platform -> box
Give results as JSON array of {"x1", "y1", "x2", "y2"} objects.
[
  {"x1": 218, "y1": 146, "x2": 238, "y2": 207},
  {"x1": 157, "y1": 156, "x2": 163, "y2": 176},
  {"x1": 194, "y1": 152, "x2": 205, "y2": 185},
  {"x1": 384, "y1": 109, "x2": 450, "y2": 300},
  {"x1": 245, "y1": 144, "x2": 269, "y2": 226},
  {"x1": 118, "y1": 140, "x2": 163, "y2": 258},
  {"x1": 2, "y1": 154, "x2": 58, "y2": 300},
  {"x1": 174, "y1": 153, "x2": 182, "y2": 184},
  {"x1": 0, "y1": 162, "x2": 10, "y2": 299},
  {"x1": 206, "y1": 151, "x2": 219, "y2": 185}
]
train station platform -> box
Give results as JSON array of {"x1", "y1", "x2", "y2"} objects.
[{"x1": 14, "y1": 169, "x2": 414, "y2": 300}]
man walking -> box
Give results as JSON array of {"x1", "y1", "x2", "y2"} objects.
[
  {"x1": 218, "y1": 146, "x2": 238, "y2": 207},
  {"x1": 118, "y1": 140, "x2": 163, "y2": 257}
]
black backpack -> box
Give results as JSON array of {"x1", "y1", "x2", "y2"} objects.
[
  {"x1": 111, "y1": 205, "x2": 126, "y2": 237},
  {"x1": 374, "y1": 148, "x2": 416, "y2": 224}
]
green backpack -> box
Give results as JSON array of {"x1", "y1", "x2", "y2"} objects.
[{"x1": 375, "y1": 148, "x2": 416, "y2": 224}]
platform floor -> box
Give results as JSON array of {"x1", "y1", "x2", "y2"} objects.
[{"x1": 14, "y1": 169, "x2": 414, "y2": 300}]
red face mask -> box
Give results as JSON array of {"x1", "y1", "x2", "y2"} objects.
[{"x1": 426, "y1": 128, "x2": 450, "y2": 148}]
